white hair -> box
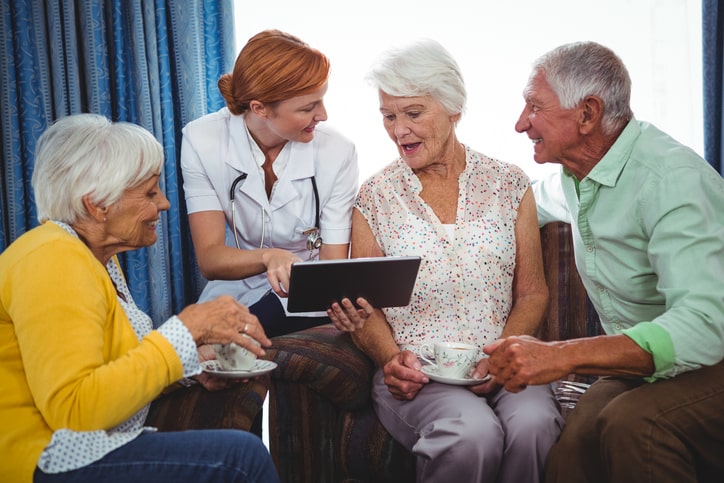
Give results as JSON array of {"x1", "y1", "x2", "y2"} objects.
[
  {"x1": 531, "y1": 41, "x2": 633, "y2": 134},
  {"x1": 32, "y1": 113, "x2": 164, "y2": 223},
  {"x1": 366, "y1": 38, "x2": 467, "y2": 119}
]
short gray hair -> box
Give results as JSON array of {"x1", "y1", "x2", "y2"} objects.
[
  {"x1": 32, "y1": 113, "x2": 164, "y2": 224},
  {"x1": 366, "y1": 38, "x2": 467, "y2": 119},
  {"x1": 531, "y1": 41, "x2": 633, "y2": 134}
]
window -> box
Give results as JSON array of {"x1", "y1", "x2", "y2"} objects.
[{"x1": 234, "y1": 0, "x2": 703, "y2": 181}]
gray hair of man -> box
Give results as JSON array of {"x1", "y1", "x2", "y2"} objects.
[
  {"x1": 32, "y1": 113, "x2": 164, "y2": 224},
  {"x1": 531, "y1": 41, "x2": 634, "y2": 135},
  {"x1": 366, "y1": 38, "x2": 467, "y2": 121}
]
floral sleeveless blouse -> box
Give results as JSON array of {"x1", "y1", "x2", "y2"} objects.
[{"x1": 355, "y1": 145, "x2": 530, "y2": 354}]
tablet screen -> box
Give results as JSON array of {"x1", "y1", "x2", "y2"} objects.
[{"x1": 286, "y1": 256, "x2": 422, "y2": 313}]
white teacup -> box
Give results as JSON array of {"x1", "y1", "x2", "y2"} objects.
[
  {"x1": 213, "y1": 337, "x2": 257, "y2": 371},
  {"x1": 420, "y1": 341, "x2": 479, "y2": 378}
]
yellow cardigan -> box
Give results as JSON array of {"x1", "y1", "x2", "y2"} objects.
[{"x1": 0, "y1": 222, "x2": 183, "y2": 482}]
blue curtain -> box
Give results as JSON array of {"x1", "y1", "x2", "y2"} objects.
[
  {"x1": 703, "y1": 0, "x2": 724, "y2": 175},
  {"x1": 0, "y1": 0, "x2": 235, "y2": 325}
]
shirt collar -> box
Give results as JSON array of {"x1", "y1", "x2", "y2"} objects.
[
  {"x1": 238, "y1": 116, "x2": 315, "y2": 181},
  {"x1": 51, "y1": 220, "x2": 78, "y2": 238},
  {"x1": 580, "y1": 118, "x2": 640, "y2": 188}
]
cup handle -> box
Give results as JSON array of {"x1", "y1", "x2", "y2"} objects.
[{"x1": 419, "y1": 344, "x2": 436, "y2": 367}]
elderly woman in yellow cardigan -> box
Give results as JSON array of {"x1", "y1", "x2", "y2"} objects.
[{"x1": 0, "y1": 114, "x2": 279, "y2": 483}]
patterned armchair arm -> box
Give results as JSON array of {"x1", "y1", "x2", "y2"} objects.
[
  {"x1": 146, "y1": 375, "x2": 269, "y2": 434},
  {"x1": 267, "y1": 324, "x2": 374, "y2": 410},
  {"x1": 267, "y1": 324, "x2": 415, "y2": 482}
]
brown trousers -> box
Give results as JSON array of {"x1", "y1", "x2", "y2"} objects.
[{"x1": 545, "y1": 359, "x2": 724, "y2": 483}]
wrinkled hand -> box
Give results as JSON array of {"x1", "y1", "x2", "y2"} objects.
[
  {"x1": 467, "y1": 357, "x2": 502, "y2": 396},
  {"x1": 177, "y1": 295, "x2": 271, "y2": 358},
  {"x1": 263, "y1": 248, "x2": 302, "y2": 297},
  {"x1": 383, "y1": 350, "x2": 429, "y2": 401},
  {"x1": 483, "y1": 335, "x2": 566, "y2": 393},
  {"x1": 197, "y1": 344, "x2": 216, "y2": 362},
  {"x1": 327, "y1": 297, "x2": 374, "y2": 332}
]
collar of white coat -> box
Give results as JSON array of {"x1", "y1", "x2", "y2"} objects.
[{"x1": 226, "y1": 114, "x2": 316, "y2": 209}]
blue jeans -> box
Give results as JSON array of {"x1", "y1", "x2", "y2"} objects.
[{"x1": 34, "y1": 429, "x2": 279, "y2": 483}]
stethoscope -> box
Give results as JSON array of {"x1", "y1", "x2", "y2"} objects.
[{"x1": 229, "y1": 172, "x2": 322, "y2": 252}]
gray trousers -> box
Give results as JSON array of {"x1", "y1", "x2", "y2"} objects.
[{"x1": 371, "y1": 370, "x2": 564, "y2": 483}]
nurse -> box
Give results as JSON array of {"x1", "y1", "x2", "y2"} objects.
[{"x1": 181, "y1": 30, "x2": 366, "y2": 337}]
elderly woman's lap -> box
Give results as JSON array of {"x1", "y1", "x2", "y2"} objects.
[
  {"x1": 371, "y1": 370, "x2": 560, "y2": 483},
  {"x1": 33, "y1": 429, "x2": 278, "y2": 483}
]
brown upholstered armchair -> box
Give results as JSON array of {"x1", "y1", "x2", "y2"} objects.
[
  {"x1": 265, "y1": 222, "x2": 603, "y2": 483},
  {"x1": 145, "y1": 373, "x2": 268, "y2": 435}
]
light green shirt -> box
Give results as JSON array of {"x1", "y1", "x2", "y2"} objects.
[{"x1": 533, "y1": 119, "x2": 724, "y2": 380}]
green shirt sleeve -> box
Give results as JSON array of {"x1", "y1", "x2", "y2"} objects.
[{"x1": 622, "y1": 322, "x2": 675, "y2": 382}]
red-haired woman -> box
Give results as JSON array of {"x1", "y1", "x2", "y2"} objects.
[{"x1": 181, "y1": 30, "x2": 365, "y2": 337}]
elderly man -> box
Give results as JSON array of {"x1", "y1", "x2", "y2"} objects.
[{"x1": 485, "y1": 41, "x2": 724, "y2": 483}]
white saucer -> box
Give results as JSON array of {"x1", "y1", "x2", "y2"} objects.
[
  {"x1": 421, "y1": 365, "x2": 491, "y2": 386},
  {"x1": 201, "y1": 359, "x2": 277, "y2": 379}
]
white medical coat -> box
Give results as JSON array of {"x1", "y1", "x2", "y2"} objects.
[{"x1": 180, "y1": 107, "x2": 359, "y2": 308}]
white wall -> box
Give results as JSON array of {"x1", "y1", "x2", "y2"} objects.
[{"x1": 234, "y1": 0, "x2": 703, "y2": 182}]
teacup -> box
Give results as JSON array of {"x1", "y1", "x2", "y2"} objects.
[
  {"x1": 213, "y1": 337, "x2": 257, "y2": 371},
  {"x1": 420, "y1": 341, "x2": 478, "y2": 378}
]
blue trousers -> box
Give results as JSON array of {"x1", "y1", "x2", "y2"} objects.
[{"x1": 34, "y1": 429, "x2": 279, "y2": 483}]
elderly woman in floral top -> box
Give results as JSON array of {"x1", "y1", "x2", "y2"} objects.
[{"x1": 328, "y1": 39, "x2": 563, "y2": 483}]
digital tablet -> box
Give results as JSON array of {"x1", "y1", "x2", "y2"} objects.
[{"x1": 286, "y1": 256, "x2": 422, "y2": 313}]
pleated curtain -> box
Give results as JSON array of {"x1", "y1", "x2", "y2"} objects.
[
  {"x1": 0, "y1": 0, "x2": 235, "y2": 324},
  {"x1": 703, "y1": 0, "x2": 724, "y2": 175}
]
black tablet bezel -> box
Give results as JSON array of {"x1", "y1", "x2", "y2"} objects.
[{"x1": 286, "y1": 256, "x2": 422, "y2": 313}]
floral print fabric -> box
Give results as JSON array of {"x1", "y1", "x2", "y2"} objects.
[{"x1": 355, "y1": 146, "x2": 529, "y2": 354}]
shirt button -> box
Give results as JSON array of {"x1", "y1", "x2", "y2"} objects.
[
  {"x1": 586, "y1": 245, "x2": 594, "y2": 252},
  {"x1": 613, "y1": 323, "x2": 622, "y2": 331}
]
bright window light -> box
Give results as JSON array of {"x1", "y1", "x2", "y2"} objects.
[{"x1": 234, "y1": 0, "x2": 703, "y2": 182}]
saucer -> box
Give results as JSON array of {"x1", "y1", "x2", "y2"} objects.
[
  {"x1": 421, "y1": 365, "x2": 491, "y2": 386},
  {"x1": 201, "y1": 359, "x2": 277, "y2": 379}
]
